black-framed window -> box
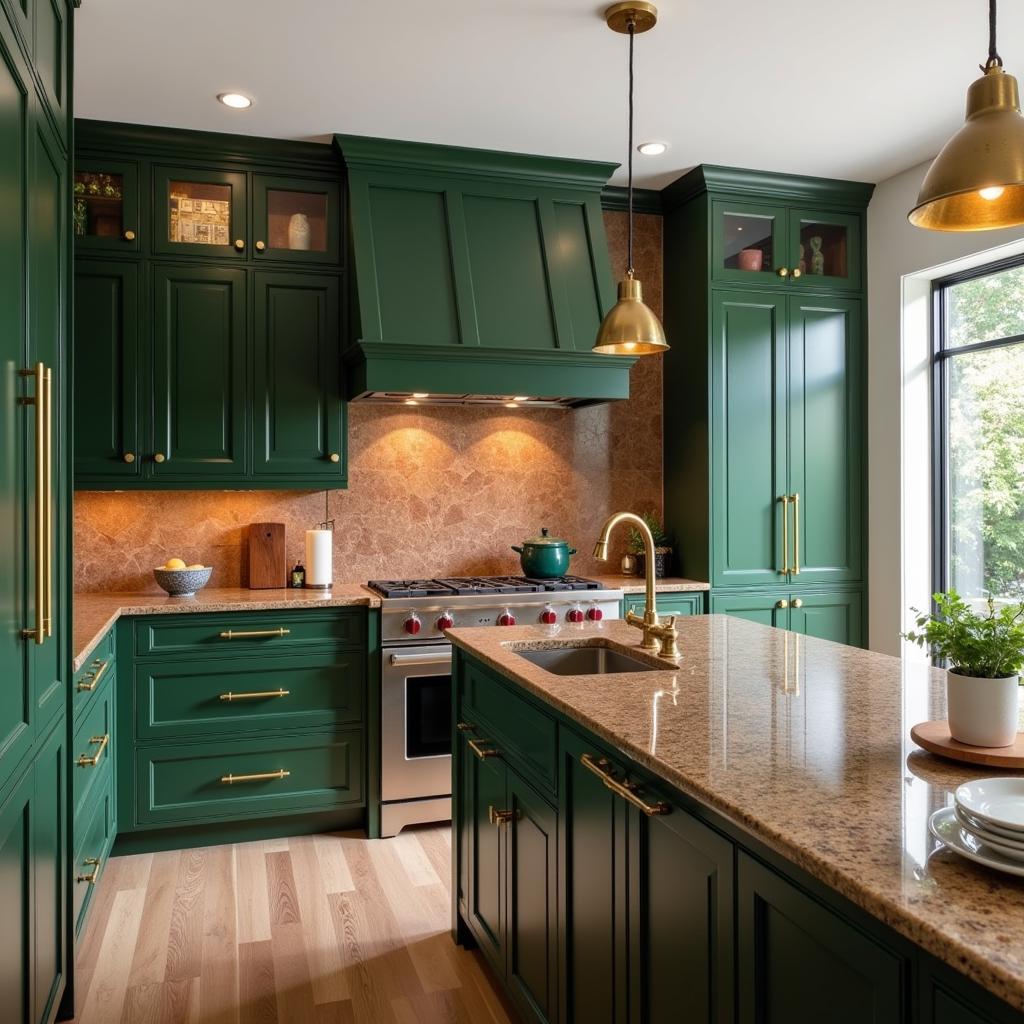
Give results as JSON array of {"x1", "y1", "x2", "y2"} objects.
[{"x1": 933, "y1": 255, "x2": 1024, "y2": 603}]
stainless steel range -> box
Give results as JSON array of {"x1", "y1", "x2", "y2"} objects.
[{"x1": 369, "y1": 575, "x2": 623, "y2": 837}]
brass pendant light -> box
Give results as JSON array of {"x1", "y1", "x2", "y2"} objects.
[
  {"x1": 594, "y1": 1, "x2": 668, "y2": 355},
  {"x1": 909, "y1": 0, "x2": 1024, "y2": 231}
]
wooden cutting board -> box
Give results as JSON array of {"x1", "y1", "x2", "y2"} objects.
[
  {"x1": 910, "y1": 720, "x2": 1024, "y2": 768},
  {"x1": 247, "y1": 523, "x2": 286, "y2": 589}
]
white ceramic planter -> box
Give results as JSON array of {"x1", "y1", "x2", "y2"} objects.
[{"x1": 946, "y1": 670, "x2": 1020, "y2": 747}]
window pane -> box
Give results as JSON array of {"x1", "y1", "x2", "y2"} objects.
[
  {"x1": 947, "y1": 343, "x2": 1024, "y2": 600},
  {"x1": 946, "y1": 265, "x2": 1024, "y2": 348}
]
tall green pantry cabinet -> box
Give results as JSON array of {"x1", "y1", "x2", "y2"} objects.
[
  {"x1": 662, "y1": 167, "x2": 873, "y2": 647},
  {"x1": 0, "y1": 0, "x2": 74, "y2": 1021}
]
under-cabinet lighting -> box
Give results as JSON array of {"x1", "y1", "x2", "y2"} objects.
[{"x1": 412, "y1": 392, "x2": 429, "y2": 398}]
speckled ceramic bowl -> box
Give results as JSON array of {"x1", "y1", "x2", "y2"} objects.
[{"x1": 153, "y1": 565, "x2": 213, "y2": 597}]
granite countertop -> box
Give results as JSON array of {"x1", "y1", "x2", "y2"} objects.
[
  {"x1": 591, "y1": 574, "x2": 709, "y2": 594},
  {"x1": 73, "y1": 585, "x2": 381, "y2": 671},
  {"x1": 446, "y1": 615, "x2": 1024, "y2": 1010}
]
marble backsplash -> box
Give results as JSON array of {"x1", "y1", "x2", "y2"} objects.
[{"x1": 73, "y1": 211, "x2": 665, "y2": 592}]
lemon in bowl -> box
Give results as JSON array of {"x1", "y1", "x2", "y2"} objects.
[{"x1": 153, "y1": 560, "x2": 213, "y2": 597}]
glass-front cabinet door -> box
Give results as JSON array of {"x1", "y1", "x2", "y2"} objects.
[
  {"x1": 152, "y1": 166, "x2": 247, "y2": 259},
  {"x1": 787, "y1": 208, "x2": 861, "y2": 291},
  {"x1": 73, "y1": 159, "x2": 140, "y2": 252},
  {"x1": 252, "y1": 175, "x2": 340, "y2": 263},
  {"x1": 711, "y1": 201, "x2": 787, "y2": 284}
]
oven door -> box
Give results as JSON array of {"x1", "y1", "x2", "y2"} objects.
[{"x1": 381, "y1": 644, "x2": 453, "y2": 803}]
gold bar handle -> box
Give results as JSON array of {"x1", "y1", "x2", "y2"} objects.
[
  {"x1": 580, "y1": 753, "x2": 670, "y2": 817},
  {"x1": 778, "y1": 495, "x2": 789, "y2": 576},
  {"x1": 43, "y1": 366, "x2": 52, "y2": 638},
  {"x1": 219, "y1": 689, "x2": 289, "y2": 702},
  {"x1": 218, "y1": 628, "x2": 291, "y2": 640},
  {"x1": 77, "y1": 857, "x2": 101, "y2": 884},
  {"x1": 220, "y1": 769, "x2": 290, "y2": 784},
  {"x1": 456, "y1": 721, "x2": 476, "y2": 732},
  {"x1": 488, "y1": 806, "x2": 514, "y2": 826},
  {"x1": 791, "y1": 492, "x2": 800, "y2": 575},
  {"x1": 77, "y1": 659, "x2": 111, "y2": 692},
  {"x1": 467, "y1": 738, "x2": 500, "y2": 761},
  {"x1": 19, "y1": 363, "x2": 45, "y2": 644},
  {"x1": 77, "y1": 734, "x2": 109, "y2": 768}
]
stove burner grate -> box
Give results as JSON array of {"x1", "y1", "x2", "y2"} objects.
[{"x1": 367, "y1": 574, "x2": 606, "y2": 599}]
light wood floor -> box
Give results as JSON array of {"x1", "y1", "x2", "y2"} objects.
[{"x1": 71, "y1": 826, "x2": 514, "y2": 1024}]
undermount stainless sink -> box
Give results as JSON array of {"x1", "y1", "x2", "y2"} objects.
[{"x1": 512, "y1": 645, "x2": 671, "y2": 676}]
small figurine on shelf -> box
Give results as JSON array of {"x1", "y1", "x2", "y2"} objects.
[
  {"x1": 809, "y1": 235, "x2": 825, "y2": 275},
  {"x1": 73, "y1": 199, "x2": 87, "y2": 237}
]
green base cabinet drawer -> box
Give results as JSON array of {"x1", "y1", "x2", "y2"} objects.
[
  {"x1": 135, "y1": 652, "x2": 365, "y2": 740},
  {"x1": 72, "y1": 631, "x2": 115, "y2": 723},
  {"x1": 71, "y1": 682, "x2": 113, "y2": 822},
  {"x1": 621, "y1": 591, "x2": 706, "y2": 619},
  {"x1": 73, "y1": 777, "x2": 115, "y2": 940},
  {"x1": 135, "y1": 609, "x2": 364, "y2": 658},
  {"x1": 711, "y1": 589, "x2": 864, "y2": 647},
  {"x1": 134, "y1": 729, "x2": 365, "y2": 827}
]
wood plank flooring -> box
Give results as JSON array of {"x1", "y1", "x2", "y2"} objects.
[{"x1": 71, "y1": 827, "x2": 514, "y2": 1024}]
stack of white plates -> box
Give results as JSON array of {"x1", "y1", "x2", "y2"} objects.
[{"x1": 929, "y1": 778, "x2": 1024, "y2": 877}]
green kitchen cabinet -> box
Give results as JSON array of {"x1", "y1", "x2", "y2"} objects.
[
  {"x1": 711, "y1": 589, "x2": 863, "y2": 646},
  {"x1": 73, "y1": 157, "x2": 140, "y2": 252},
  {"x1": 621, "y1": 591, "x2": 706, "y2": 620},
  {"x1": 151, "y1": 264, "x2": 247, "y2": 480},
  {"x1": 73, "y1": 261, "x2": 141, "y2": 480},
  {"x1": 710, "y1": 591, "x2": 788, "y2": 629},
  {"x1": 919, "y1": 961, "x2": 1024, "y2": 1024},
  {"x1": 787, "y1": 207, "x2": 862, "y2": 292},
  {"x1": 252, "y1": 272, "x2": 346, "y2": 483},
  {"x1": 0, "y1": 763, "x2": 33, "y2": 1024},
  {"x1": 152, "y1": 164, "x2": 248, "y2": 260},
  {"x1": 712, "y1": 200, "x2": 790, "y2": 286},
  {"x1": 252, "y1": 174, "x2": 342, "y2": 264}
]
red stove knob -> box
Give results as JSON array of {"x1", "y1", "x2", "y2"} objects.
[
  {"x1": 497, "y1": 609, "x2": 516, "y2": 627},
  {"x1": 566, "y1": 605, "x2": 585, "y2": 624},
  {"x1": 437, "y1": 611, "x2": 455, "y2": 630},
  {"x1": 404, "y1": 613, "x2": 422, "y2": 635},
  {"x1": 586, "y1": 606, "x2": 604, "y2": 622},
  {"x1": 539, "y1": 605, "x2": 558, "y2": 625}
]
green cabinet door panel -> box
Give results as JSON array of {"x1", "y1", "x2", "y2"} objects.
[
  {"x1": 505, "y1": 768, "x2": 558, "y2": 1024},
  {"x1": 31, "y1": 0, "x2": 66, "y2": 136},
  {"x1": 787, "y1": 297, "x2": 862, "y2": 583},
  {"x1": 789, "y1": 591, "x2": 863, "y2": 647},
  {"x1": 152, "y1": 264, "x2": 246, "y2": 478},
  {"x1": 710, "y1": 591, "x2": 788, "y2": 628},
  {"x1": 73, "y1": 157, "x2": 140, "y2": 252},
  {"x1": 73, "y1": 261, "x2": 141, "y2": 480},
  {"x1": 919, "y1": 962, "x2": 1024, "y2": 1024},
  {"x1": 151, "y1": 164, "x2": 247, "y2": 260},
  {"x1": 252, "y1": 272, "x2": 345, "y2": 482},
  {"x1": 252, "y1": 173, "x2": 341, "y2": 265},
  {"x1": 787, "y1": 207, "x2": 862, "y2": 292},
  {"x1": 711, "y1": 200, "x2": 788, "y2": 286},
  {"x1": 72, "y1": 775, "x2": 114, "y2": 940},
  {"x1": 621, "y1": 592, "x2": 706, "y2": 620},
  {"x1": 72, "y1": 629, "x2": 114, "y2": 725},
  {"x1": 71, "y1": 678, "x2": 112, "y2": 822},
  {"x1": 737, "y1": 852, "x2": 905, "y2": 1024},
  {"x1": 0, "y1": 764, "x2": 32, "y2": 1024},
  {"x1": 711, "y1": 291, "x2": 787, "y2": 588}
]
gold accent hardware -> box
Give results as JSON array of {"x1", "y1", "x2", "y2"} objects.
[
  {"x1": 329, "y1": 453, "x2": 340, "y2": 463},
  {"x1": 777, "y1": 267, "x2": 789, "y2": 278},
  {"x1": 153, "y1": 452, "x2": 166, "y2": 463},
  {"x1": 646, "y1": 616, "x2": 680, "y2": 660},
  {"x1": 77, "y1": 734, "x2": 109, "y2": 768},
  {"x1": 792, "y1": 598, "x2": 803, "y2": 609},
  {"x1": 218, "y1": 627, "x2": 291, "y2": 640},
  {"x1": 456, "y1": 721, "x2": 476, "y2": 732},
  {"x1": 123, "y1": 452, "x2": 135, "y2": 463},
  {"x1": 220, "y1": 769, "x2": 290, "y2": 784},
  {"x1": 580, "y1": 753, "x2": 670, "y2": 816},
  {"x1": 255, "y1": 240, "x2": 266, "y2": 252},
  {"x1": 776, "y1": 599, "x2": 789, "y2": 609},
  {"x1": 19, "y1": 363, "x2": 45, "y2": 644},
  {"x1": 791, "y1": 492, "x2": 800, "y2": 575},
  {"x1": 604, "y1": 1, "x2": 658, "y2": 34},
  {"x1": 467, "y1": 738, "x2": 499, "y2": 761},
  {"x1": 488, "y1": 806, "x2": 514, "y2": 826},
  {"x1": 123, "y1": 229, "x2": 136, "y2": 242},
  {"x1": 77, "y1": 858, "x2": 101, "y2": 884},
  {"x1": 791, "y1": 268, "x2": 803, "y2": 279},
  {"x1": 234, "y1": 239, "x2": 245, "y2": 251},
  {"x1": 219, "y1": 688, "x2": 289, "y2": 701},
  {"x1": 779, "y1": 495, "x2": 790, "y2": 575},
  {"x1": 43, "y1": 366, "x2": 52, "y2": 638},
  {"x1": 77, "y1": 658, "x2": 110, "y2": 692}
]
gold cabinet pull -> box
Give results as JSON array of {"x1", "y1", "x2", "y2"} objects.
[
  {"x1": 234, "y1": 238, "x2": 245, "y2": 251},
  {"x1": 791, "y1": 492, "x2": 800, "y2": 575},
  {"x1": 218, "y1": 627, "x2": 291, "y2": 640},
  {"x1": 792, "y1": 598, "x2": 803, "y2": 609},
  {"x1": 488, "y1": 806, "x2": 514, "y2": 827},
  {"x1": 329, "y1": 453, "x2": 340, "y2": 463},
  {"x1": 123, "y1": 229, "x2": 136, "y2": 242},
  {"x1": 255, "y1": 240, "x2": 266, "y2": 252},
  {"x1": 41, "y1": 366, "x2": 52, "y2": 638},
  {"x1": 19, "y1": 363, "x2": 45, "y2": 644},
  {"x1": 77, "y1": 857, "x2": 101, "y2": 884},
  {"x1": 220, "y1": 769, "x2": 290, "y2": 784},
  {"x1": 776, "y1": 599, "x2": 789, "y2": 609},
  {"x1": 123, "y1": 452, "x2": 136, "y2": 463},
  {"x1": 467, "y1": 738, "x2": 499, "y2": 761},
  {"x1": 777, "y1": 267, "x2": 789, "y2": 278},
  {"x1": 580, "y1": 753, "x2": 670, "y2": 817},
  {"x1": 791, "y1": 267, "x2": 802, "y2": 279},
  {"x1": 219, "y1": 688, "x2": 289, "y2": 701},
  {"x1": 153, "y1": 452, "x2": 166, "y2": 463},
  {"x1": 456, "y1": 721, "x2": 476, "y2": 732},
  {"x1": 77, "y1": 734, "x2": 110, "y2": 768},
  {"x1": 778, "y1": 495, "x2": 790, "y2": 575},
  {"x1": 77, "y1": 658, "x2": 111, "y2": 692}
]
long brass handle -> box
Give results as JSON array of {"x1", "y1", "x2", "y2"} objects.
[
  {"x1": 77, "y1": 857, "x2": 101, "y2": 884},
  {"x1": 779, "y1": 495, "x2": 789, "y2": 576},
  {"x1": 488, "y1": 806, "x2": 514, "y2": 826},
  {"x1": 19, "y1": 363, "x2": 45, "y2": 644},
  {"x1": 77, "y1": 658, "x2": 111, "y2": 692},
  {"x1": 220, "y1": 769, "x2": 290, "y2": 784},
  {"x1": 219, "y1": 688, "x2": 289, "y2": 701},
  {"x1": 467, "y1": 738, "x2": 499, "y2": 761},
  {"x1": 791, "y1": 492, "x2": 800, "y2": 575},
  {"x1": 218, "y1": 627, "x2": 291, "y2": 640},
  {"x1": 580, "y1": 753, "x2": 670, "y2": 817},
  {"x1": 77, "y1": 734, "x2": 109, "y2": 768},
  {"x1": 43, "y1": 366, "x2": 52, "y2": 638}
]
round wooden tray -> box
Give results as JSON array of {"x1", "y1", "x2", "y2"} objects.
[{"x1": 910, "y1": 720, "x2": 1024, "y2": 768}]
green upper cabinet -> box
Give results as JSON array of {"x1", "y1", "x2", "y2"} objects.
[
  {"x1": 30, "y1": 0, "x2": 66, "y2": 137},
  {"x1": 73, "y1": 158, "x2": 140, "y2": 252},
  {"x1": 152, "y1": 164, "x2": 248, "y2": 260},
  {"x1": 334, "y1": 134, "x2": 636, "y2": 405},
  {"x1": 252, "y1": 174, "x2": 341, "y2": 265},
  {"x1": 787, "y1": 208, "x2": 861, "y2": 292},
  {"x1": 712, "y1": 200, "x2": 788, "y2": 286}
]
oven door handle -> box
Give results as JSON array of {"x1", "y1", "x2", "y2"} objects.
[{"x1": 389, "y1": 651, "x2": 453, "y2": 667}]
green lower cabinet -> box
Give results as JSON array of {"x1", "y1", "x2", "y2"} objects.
[
  {"x1": 72, "y1": 775, "x2": 114, "y2": 940},
  {"x1": 710, "y1": 591, "x2": 786, "y2": 628},
  {"x1": 620, "y1": 591, "x2": 706, "y2": 620},
  {"x1": 0, "y1": 764, "x2": 33, "y2": 1024},
  {"x1": 711, "y1": 588, "x2": 863, "y2": 647},
  {"x1": 919, "y1": 961, "x2": 1024, "y2": 1024}
]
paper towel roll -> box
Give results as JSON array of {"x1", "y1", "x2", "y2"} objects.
[{"x1": 304, "y1": 529, "x2": 333, "y2": 588}]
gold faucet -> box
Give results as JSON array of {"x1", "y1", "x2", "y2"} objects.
[{"x1": 593, "y1": 511, "x2": 681, "y2": 660}]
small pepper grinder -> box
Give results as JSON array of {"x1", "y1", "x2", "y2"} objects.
[{"x1": 290, "y1": 562, "x2": 305, "y2": 588}]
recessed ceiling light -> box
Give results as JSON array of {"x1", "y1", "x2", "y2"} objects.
[
  {"x1": 217, "y1": 92, "x2": 253, "y2": 109},
  {"x1": 637, "y1": 141, "x2": 668, "y2": 156}
]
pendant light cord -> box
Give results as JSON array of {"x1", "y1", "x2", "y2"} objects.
[
  {"x1": 627, "y1": 17, "x2": 635, "y2": 276},
  {"x1": 987, "y1": 0, "x2": 1003, "y2": 68}
]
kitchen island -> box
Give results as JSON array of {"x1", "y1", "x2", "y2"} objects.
[{"x1": 448, "y1": 615, "x2": 1024, "y2": 1023}]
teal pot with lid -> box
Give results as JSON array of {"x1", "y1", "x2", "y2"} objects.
[{"x1": 512, "y1": 528, "x2": 577, "y2": 579}]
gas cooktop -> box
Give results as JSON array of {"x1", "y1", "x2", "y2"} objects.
[{"x1": 367, "y1": 575, "x2": 606, "y2": 599}]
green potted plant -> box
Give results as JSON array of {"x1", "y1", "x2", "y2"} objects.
[
  {"x1": 627, "y1": 512, "x2": 672, "y2": 580},
  {"x1": 904, "y1": 591, "x2": 1024, "y2": 747}
]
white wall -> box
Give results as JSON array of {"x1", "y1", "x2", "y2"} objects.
[{"x1": 867, "y1": 162, "x2": 1024, "y2": 655}]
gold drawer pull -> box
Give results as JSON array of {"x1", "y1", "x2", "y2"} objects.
[
  {"x1": 218, "y1": 628, "x2": 291, "y2": 640},
  {"x1": 467, "y1": 738, "x2": 499, "y2": 761},
  {"x1": 77, "y1": 734, "x2": 109, "y2": 768},
  {"x1": 791, "y1": 492, "x2": 800, "y2": 575},
  {"x1": 456, "y1": 721, "x2": 476, "y2": 732},
  {"x1": 488, "y1": 806, "x2": 514, "y2": 827},
  {"x1": 77, "y1": 658, "x2": 110, "y2": 692},
  {"x1": 77, "y1": 857, "x2": 101, "y2": 884},
  {"x1": 219, "y1": 688, "x2": 289, "y2": 702},
  {"x1": 220, "y1": 769, "x2": 290, "y2": 784},
  {"x1": 580, "y1": 753, "x2": 670, "y2": 817}
]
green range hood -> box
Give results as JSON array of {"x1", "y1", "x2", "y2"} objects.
[{"x1": 333, "y1": 135, "x2": 636, "y2": 408}]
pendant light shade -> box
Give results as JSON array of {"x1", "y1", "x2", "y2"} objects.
[
  {"x1": 910, "y1": 0, "x2": 1024, "y2": 231},
  {"x1": 594, "y1": 2, "x2": 668, "y2": 356}
]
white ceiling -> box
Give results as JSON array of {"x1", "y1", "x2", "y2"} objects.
[{"x1": 74, "y1": 0, "x2": 1024, "y2": 189}]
